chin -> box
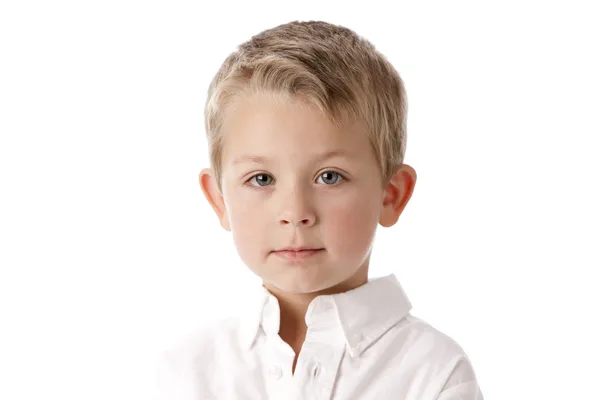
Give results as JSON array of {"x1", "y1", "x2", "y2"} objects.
[{"x1": 272, "y1": 273, "x2": 343, "y2": 294}]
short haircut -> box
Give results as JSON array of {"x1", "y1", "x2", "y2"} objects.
[{"x1": 204, "y1": 20, "x2": 408, "y2": 191}]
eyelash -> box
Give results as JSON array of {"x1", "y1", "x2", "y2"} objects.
[{"x1": 245, "y1": 170, "x2": 346, "y2": 188}]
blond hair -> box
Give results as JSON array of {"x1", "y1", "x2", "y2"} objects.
[{"x1": 204, "y1": 20, "x2": 408, "y2": 191}]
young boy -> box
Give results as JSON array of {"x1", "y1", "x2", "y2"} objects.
[{"x1": 156, "y1": 20, "x2": 483, "y2": 400}]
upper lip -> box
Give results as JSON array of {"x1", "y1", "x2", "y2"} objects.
[{"x1": 275, "y1": 246, "x2": 323, "y2": 252}]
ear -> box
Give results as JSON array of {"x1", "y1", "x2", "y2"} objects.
[
  {"x1": 199, "y1": 168, "x2": 231, "y2": 231},
  {"x1": 379, "y1": 164, "x2": 417, "y2": 228}
]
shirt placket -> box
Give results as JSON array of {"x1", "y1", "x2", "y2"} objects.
[
  {"x1": 291, "y1": 297, "x2": 346, "y2": 400},
  {"x1": 264, "y1": 333, "x2": 296, "y2": 400}
]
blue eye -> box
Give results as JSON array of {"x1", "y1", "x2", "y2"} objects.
[
  {"x1": 249, "y1": 173, "x2": 273, "y2": 187},
  {"x1": 317, "y1": 171, "x2": 343, "y2": 185}
]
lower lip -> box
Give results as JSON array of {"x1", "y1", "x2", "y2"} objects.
[{"x1": 273, "y1": 249, "x2": 324, "y2": 260}]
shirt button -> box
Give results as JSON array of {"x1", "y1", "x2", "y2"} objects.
[{"x1": 269, "y1": 365, "x2": 283, "y2": 380}]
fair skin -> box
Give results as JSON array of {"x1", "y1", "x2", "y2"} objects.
[{"x1": 200, "y1": 92, "x2": 416, "y2": 374}]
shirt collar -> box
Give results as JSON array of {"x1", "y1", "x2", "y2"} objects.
[{"x1": 239, "y1": 274, "x2": 412, "y2": 358}]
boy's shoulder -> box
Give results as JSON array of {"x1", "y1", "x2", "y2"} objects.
[
  {"x1": 158, "y1": 292, "x2": 262, "y2": 373},
  {"x1": 395, "y1": 314, "x2": 479, "y2": 389},
  {"x1": 399, "y1": 313, "x2": 472, "y2": 355},
  {"x1": 154, "y1": 315, "x2": 248, "y2": 398}
]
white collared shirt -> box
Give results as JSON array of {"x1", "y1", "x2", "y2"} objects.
[{"x1": 155, "y1": 274, "x2": 483, "y2": 399}]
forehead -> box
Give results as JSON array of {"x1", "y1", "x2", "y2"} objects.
[{"x1": 220, "y1": 93, "x2": 373, "y2": 163}]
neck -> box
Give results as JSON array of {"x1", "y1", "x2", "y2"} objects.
[
  {"x1": 262, "y1": 262, "x2": 371, "y2": 349},
  {"x1": 268, "y1": 289, "x2": 313, "y2": 343}
]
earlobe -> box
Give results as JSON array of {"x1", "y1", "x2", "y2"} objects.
[
  {"x1": 199, "y1": 168, "x2": 231, "y2": 231},
  {"x1": 379, "y1": 164, "x2": 417, "y2": 228}
]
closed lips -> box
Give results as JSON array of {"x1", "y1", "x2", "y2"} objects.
[{"x1": 272, "y1": 248, "x2": 324, "y2": 259}]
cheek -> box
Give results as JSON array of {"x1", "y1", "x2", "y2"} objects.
[
  {"x1": 225, "y1": 188, "x2": 260, "y2": 230},
  {"x1": 325, "y1": 192, "x2": 380, "y2": 254},
  {"x1": 226, "y1": 193, "x2": 268, "y2": 259}
]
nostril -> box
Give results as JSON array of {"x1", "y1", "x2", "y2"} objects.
[{"x1": 279, "y1": 217, "x2": 314, "y2": 226}]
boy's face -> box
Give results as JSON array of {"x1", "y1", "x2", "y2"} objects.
[{"x1": 200, "y1": 93, "x2": 415, "y2": 295}]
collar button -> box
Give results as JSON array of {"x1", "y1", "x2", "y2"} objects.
[
  {"x1": 352, "y1": 332, "x2": 364, "y2": 343},
  {"x1": 269, "y1": 365, "x2": 283, "y2": 380}
]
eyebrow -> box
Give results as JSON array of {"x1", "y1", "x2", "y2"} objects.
[{"x1": 232, "y1": 150, "x2": 350, "y2": 165}]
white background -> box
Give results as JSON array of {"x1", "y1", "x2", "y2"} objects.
[{"x1": 1, "y1": 1, "x2": 598, "y2": 399}]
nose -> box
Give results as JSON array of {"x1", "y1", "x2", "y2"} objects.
[{"x1": 277, "y1": 187, "x2": 316, "y2": 228}]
